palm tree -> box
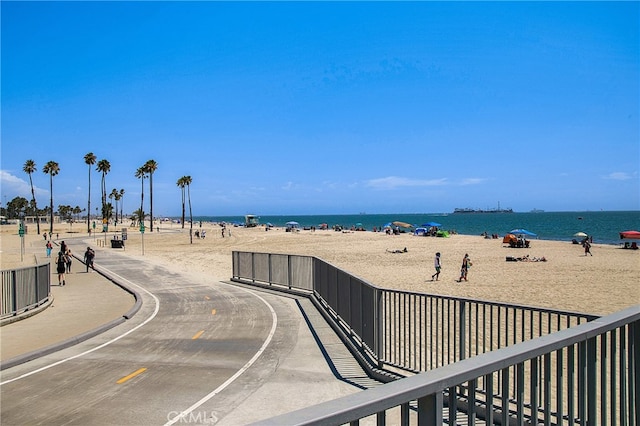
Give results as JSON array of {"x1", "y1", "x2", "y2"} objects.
[
  {"x1": 104, "y1": 203, "x2": 114, "y2": 222},
  {"x1": 23, "y1": 159, "x2": 41, "y2": 234},
  {"x1": 132, "y1": 208, "x2": 145, "y2": 226},
  {"x1": 42, "y1": 161, "x2": 60, "y2": 234},
  {"x1": 135, "y1": 167, "x2": 147, "y2": 229},
  {"x1": 119, "y1": 189, "x2": 125, "y2": 223},
  {"x1": 177, "y1": 177, "x2": 187, "y2": 229},
  {"x1": 144, "y1": 160, "x2": 158, "y2": 232},
  {"x1": 96, "y1": 159, "x2": 111, "y2": 230},
  {"x1": 73, "y1": 206, "x2": 82, "y2": 222},
  {"x1": 84, "y1": 152, "x2": 96, "y2": 233},
  {"x1": 109, "y1": 188, "x2": 118, "y2": 225},
  {"x1": 184, "y1": 176, "x2": 193, "y2": 244}
]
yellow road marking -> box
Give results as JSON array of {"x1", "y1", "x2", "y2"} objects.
[
  {"x1": 192, "y1": 330, "x2": 205, "y2": 340},
  {"x1": 211, "y1": 309, "x2": 216, "y2": 315},
  {"x1": 117, "y1": 367, "x2": 147, "y2": 384}
]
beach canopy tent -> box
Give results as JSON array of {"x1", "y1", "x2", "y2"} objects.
[
  {"x1": 510, "y1": 229, "x2": 537, "y2": 237},
  {"x1": 392, "y1": 221, "x2": 413, "y2": 228},
  {"x1": 414, "y1": 227, "x2": 428, "y2": 236},
  {"x1": 422, "y1": 222, "x2": 442, "y2": 227},
  {"x1": 620, "y1": 230, "x2": 640, "y2": 239}
]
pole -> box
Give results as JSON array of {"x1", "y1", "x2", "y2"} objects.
[
  {"x1": 140, "y1": 224, "x2": 145, "y2": 255},
  {"x1": 19, "y1": 219, "x2": 25, "y2": 262}
]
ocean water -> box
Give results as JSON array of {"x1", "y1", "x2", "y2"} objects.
[{"x1": 193, "y1": 211, "x2": 639, "y2": 245}]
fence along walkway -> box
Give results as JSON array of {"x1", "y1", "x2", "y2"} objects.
[
  {"x1": 1, "y1": 263, "x2": 50, "y2": 319},
  {"x1": 232, "y1": 251, "x2": 638, "y2": 425}
]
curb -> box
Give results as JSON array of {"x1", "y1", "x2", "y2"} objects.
[
  {"x1": 0, "y1": 296, "x2": 54, "y2": 327},
  {"x1": 0, "y1": 262, "x2": 143, "y2": 371}
]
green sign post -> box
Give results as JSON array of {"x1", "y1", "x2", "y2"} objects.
[
  {"x1": 140, "y1": 224, "x2": 145, "y2": 255},
  {"x1": 18, "y1": 222, "x2": 25, "y2": 261}
]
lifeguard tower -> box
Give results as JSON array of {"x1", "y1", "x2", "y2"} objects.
[{"x1": 244, "y1": 215, "x2": 259, "y2": 227}]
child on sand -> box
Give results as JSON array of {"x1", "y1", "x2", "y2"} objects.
[{"x1": 458, "y1": 253, "x2": 471, "y2": 282}]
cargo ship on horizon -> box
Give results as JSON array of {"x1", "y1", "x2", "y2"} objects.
[{"x1": 453, "y1": 203, "x2": 513, "y2": 214}]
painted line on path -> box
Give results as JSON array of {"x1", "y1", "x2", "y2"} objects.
[
  {"x1": 0, "y1": 268, "x2": 161, "y2": 386},
  {"x1": 165, "y1": 284, "x2": 278, "y2": 426}
]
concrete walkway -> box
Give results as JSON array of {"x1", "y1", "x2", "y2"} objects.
[
  {"x1": 0, "y1": 234, "x2": 395, "y2": 425},
  {"x1": 0, "y1": 255, "x2": 136, "y2": 366}
]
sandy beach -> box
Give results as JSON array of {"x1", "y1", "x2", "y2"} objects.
[{"x1": 2, "y1": 221, "x2": 638, "y2": 316}]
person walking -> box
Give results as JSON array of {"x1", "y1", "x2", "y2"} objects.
[
  {"x1": 583, "y1": 240, "x2": 593, "y2": 256},
  {"x1": 458, "y1": 253, "x2": 472, "y2": 282},
  {"x1": 84, "y1": 246, "x2": 95, "y2": 272},
  {"x1": 431, "y1": 252, "x2": 441, "y2": 281},
  {"x1": 45, "y1": 240, "x2": 53, "y2": 257},
  {"x1": 56, "y1": 251, "x2": 67, "y2": 286},
  {"x1": 65, "y1": 248, "x2": 73, "y2": 273}
]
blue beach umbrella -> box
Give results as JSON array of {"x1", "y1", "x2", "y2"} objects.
[{"x1": 510, "y1": 229, "x2": 537, "y2": 237}]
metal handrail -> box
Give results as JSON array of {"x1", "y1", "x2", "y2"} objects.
[
  {"x1": 232, "y1": 251, "x2": 597, "y2": 372},
  {"x1": 254, "y1": 305, "x2": 639, "y2": 425},
  {"x1": 232, "y1": 251, "x2": 638, "y2": 425},
  {"x1": 1, "y1": 263, "x2": 51, "y2": 318}
]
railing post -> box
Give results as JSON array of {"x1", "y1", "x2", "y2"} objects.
[
  {"x1": 376, "y1": 288, "x2": 383, "y2": 368},
  {"x1": 251, "y1": 252, "x2": 256, "y2": 283},
  {"x1": 587, "y1": 336, "x2": 597, "y2": 425},
  {"x1": 11, "y1": 270, "x2": 17, "y2": 315},
  {"x1": 633, "y1": 320, "x2": 640, "y2": 426},
  {"x1": 459, "y1": 300, "x2": 466, "y2": 361},
  {"x1": 417, "y1": 392, "x2": 442, "y2": 426}
]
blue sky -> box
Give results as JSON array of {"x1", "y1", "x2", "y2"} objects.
[{"x1": 2, "y1": 1, "x2": 638, "y2": 216}]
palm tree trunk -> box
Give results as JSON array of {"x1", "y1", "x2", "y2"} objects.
[
  {"x1": 181, "y1": 187, "x2": 186, "y2": 229},
  {"x1": 187, "y1": 184, "x2": 193, "y2": 244},
  {"x1": 29, "y1": 175, "x2": 41, "y2": 234},
  {"x1": 87, "y1": 167, "x2": 91, "y2": 233},
  {"x1": 149, "y1": 174, "x2": 153, "y2": 232},
  {"x1": 140, "y1": 178, "x2": 144, "y2": 228},
  {"x1": 101, "y1": 175, "x2": 105, "y2": 229},
  {"x1": 49, "y1": 175, "x2": 54, "y2": 234}
]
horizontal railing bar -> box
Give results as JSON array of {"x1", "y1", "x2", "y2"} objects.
[
  {"x1": 253, "y1": 305, "x2": 639, "y2": 426},
  {"x1": 382, "y1": 288, "x2": 598, "y2": 320},
  {"x1": 233, "y1": 251, "x2": 599, "y2": 320}
]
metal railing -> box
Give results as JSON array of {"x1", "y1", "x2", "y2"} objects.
[
  {"x1": 232, "y1": 252, "x2": 597, "y2": 373},
  {"x1": 232, "y1": 251, "x2": 638, "y2": 425},
  {"x1": 1, "y1": 263, "x2": 51, "y2": 318},
  {"x1": 256, "y1": 305, "x2": 639, "y2": 425},
  {"x1": 379, "y1": 291, "x2": 596, "y2": 373}
]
